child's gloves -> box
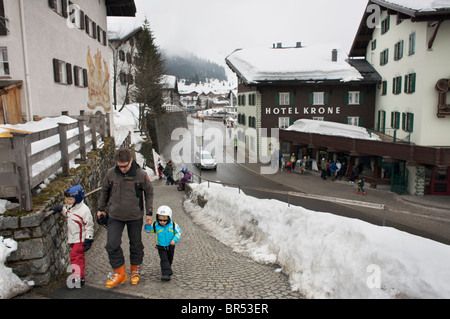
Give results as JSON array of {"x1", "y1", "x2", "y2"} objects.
[
  {"x1": 49, "y1": 205, "x2": 63, "y2": 214},
  {"x1": 83, "y1": 239, "x2": 93, "y2": 252}
]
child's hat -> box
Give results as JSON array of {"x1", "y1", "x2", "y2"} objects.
[{"x1": 156, "y1": 205, "x2": 172, "y2": 219}]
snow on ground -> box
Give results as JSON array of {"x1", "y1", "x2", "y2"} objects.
[{"x1": 184, "y1": 182, "x2": 450, "y2": 299}]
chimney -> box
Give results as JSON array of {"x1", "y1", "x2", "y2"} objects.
[
  {"x1": 296, "y1": 42, "x2": 302, "y2": 48},
  {"x1": 332, "y1": 49, "x2": 338, "y2": 62}
]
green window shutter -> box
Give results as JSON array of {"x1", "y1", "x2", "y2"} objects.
[
  {"x1": 378, "y1": 111, "x2": 382, "y2": 131},
  {"x1": 308, "y1": 92, "x2": 313, "y2": 105},
  {"x1": 344, "y1": 92, "x2": 349, "y2": 104},
  {"x1": 359, "y1": 92, "x2": 365, "y2": 104},
  {"x1": 411, "y1": 73, "x2": 416, "y2": 93},
  {"x1": 344, "y1": 117, "x2": 348, "y2": 124},
  {"x1": 392, "y1": 77, "x2": 396, "y2": 94},
  {"x1": 324, "y1": 92, "x2": 329, "y2": 105},
  {"x1": 290, "y1": 93, "x2": 294, "y2": 106},
  {"x1": 396, "y1": 112, "x2": 400, "y2": 129},
  {"x1": 402, "y1": 112, "x2": 406, "y2": 130},
  {"x1": 399, "y1": 40, "x2": 404, "y2": 59},
  {"x1": 404, "y1": 74, "x2": 408, "y2": 93},
  {"x1": 409, "y1": 113, "x2": 414, "y2": 132},
  {"x1": 359, "y1": 117, "x2": 364, "y2": 127},
  {"x1": 390, "y1": 112, "x2": 394, "y2": 127},
  {"x1": 275, "y1": 93, "x2": 279, "y2": 106},
  {"x1": 397, "y1": 76, "x2": 402, "y2": 94},
  {"x1": 289, "y1": 117, "x2": 294, "y2": 125}
]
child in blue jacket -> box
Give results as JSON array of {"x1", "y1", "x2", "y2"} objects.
[{"x1": 144, "y1": 205, "x2": 181, "y2": 281}]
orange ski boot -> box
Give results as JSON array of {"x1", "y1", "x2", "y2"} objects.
[
  {"x1": 130, "y1": 265, "x2": 141, "y2": 285},
  {"x1": 106, "y1": 265, "x2": 127, "y2": 288}
]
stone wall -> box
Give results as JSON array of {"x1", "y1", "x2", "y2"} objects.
[
  {"x1": 154, "y1": 111, "x2": 188, "y2": 153},
  {"x1": 0, "y1": 137, "x2": 117, "y2": 286}
]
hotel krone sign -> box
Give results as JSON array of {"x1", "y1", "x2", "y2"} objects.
[{"x1": 265, "y1": 106, "x2": 341, "y2": 115}]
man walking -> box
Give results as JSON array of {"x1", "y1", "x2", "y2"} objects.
[{"x1": 97, "y1": 148, "x2": 154, "y2": 288}]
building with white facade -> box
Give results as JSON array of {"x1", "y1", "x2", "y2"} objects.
[
  {"x1": 0, "y1": 0, "x2": 135, "y2": 124},
  {"x1": 350, "y1": 0, "x2": 450, "y2": 195}
]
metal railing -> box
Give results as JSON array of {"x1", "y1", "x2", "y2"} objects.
[{"x1": 189, "y1": 171, "x2": 388, "y2": 226}]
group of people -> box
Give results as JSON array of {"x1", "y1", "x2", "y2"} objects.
[
  {"x1": 280, "y1": 152, "x2": 308, "y2": 174},
  {"x1": 50, "y1": 148, "x2": 182, "y2": 288},
  {"x1": 319, "y1": 158, "x2": 365, "y2": 194},
  {"x1": 157, "y1": 157, "x2": 192, "y2": 191}
]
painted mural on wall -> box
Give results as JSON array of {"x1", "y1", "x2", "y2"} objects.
[{"x1": 87, "y1": 46, "x2": 111, "y2": 111}]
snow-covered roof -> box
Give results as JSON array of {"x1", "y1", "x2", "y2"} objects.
[
  {"x1": 161, "y1": 75, "x2": 178, "y2": 90},
  {"x1": 284, "y1": 119, "x2": 381, "y2": 141},
  {"x1": 226, "y1": 44, "x2": 364, "y2": 85},
  {"x1": 374, "y1": 0, "x2": 450, "y2": 12}
]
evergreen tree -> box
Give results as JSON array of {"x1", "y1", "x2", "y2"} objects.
[{"x1": 133, "y1": 19, "x2": 166, "y2": 116}]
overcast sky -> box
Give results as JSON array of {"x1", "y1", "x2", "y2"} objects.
[{"x1": 108, "y1": 0, "x2": 369, "y2": 65}]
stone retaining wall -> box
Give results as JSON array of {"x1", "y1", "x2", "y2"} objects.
[{"x1": 0, "y1": 137, "x2": 116, "y2": 286}]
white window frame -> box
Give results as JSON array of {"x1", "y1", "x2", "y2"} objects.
[
  {"x1": 279, "y1": 117, "x2": 290, "y2": 129},
  {"x1": 348, "y1": 91, "x2": 360, "y2": 105},
  {"x1": 279, "y1": 92, "x2": 290, "y2": 105},
  {"x1": 0, "y1": 48, "x2": 9, "y2": 76},
  {"x1": 313, "y1": 92, "x2": 324, "y2": 105},
  {"x1": 347, "y1": 116, "x2": 359, "y2": 126}
]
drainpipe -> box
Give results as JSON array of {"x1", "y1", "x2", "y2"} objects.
[{"x1": 19, "y1": 0, "x2": 33, "y2": 122}]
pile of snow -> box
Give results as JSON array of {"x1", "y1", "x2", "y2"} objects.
[
  {"x1": 285, "y1": 119, "x2": 381, "y2": 141},
  {"x1": 184, "y1": 182, "x2": 450, "y2": 299},
  {"x1": 226, "y1": 44, "x2": 363, "y2": 84},
  {"x1": 0, "y1": 237, "x2": 34, "y2": 299}
]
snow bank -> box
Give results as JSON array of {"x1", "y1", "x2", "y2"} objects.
[
  {"x1": 0, "y1": 237, "x2": 34, "y2": 299},
  {"x1": 184, "y1": 182, "x2": 450, "y2": 299}
]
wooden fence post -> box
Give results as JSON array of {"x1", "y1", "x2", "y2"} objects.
[
  {"x1": 58, "y1": 122, "x2": 70, "y2": 176},
  {"x1": 11, "y1": 132, "x2": 32, "y2": 211},
  {"x1": 90, "y1": 117, "x2": 98, "y2": 150},
  {"x1": 78, "y1": 119, "x2": 87, "y2": 161}
]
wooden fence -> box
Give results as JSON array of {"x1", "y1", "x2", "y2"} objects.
[{"x1": 0, "y1": 113, "x2": 110, "y2": 211}]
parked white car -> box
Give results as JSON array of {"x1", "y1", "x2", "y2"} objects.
[{"x1": 195, "y1": 150, "x2": 217, "y2": 170}]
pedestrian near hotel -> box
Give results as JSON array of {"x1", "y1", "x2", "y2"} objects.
[
  {"x1": 356, "y1": 176, "x2": 366, "y2": 195},
  {"x1": 320, "y1": 158, "x2": 327, "y2": 180},
  {"x1": 97, "y1": 148, "x2": 154, "y2": 288},
  {"x1": 144, "y1": 205, "x2": 181, "y2": 281}
]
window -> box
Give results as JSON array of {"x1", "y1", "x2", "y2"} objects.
[
  {"x1": 381, "y1": 80, "x2": 387, "y2": 95},
  {"x1": 348, "y1": 91, "x2": 361, "y2": 105},
  {"x1": 0, "y1": 0, "x2": 7, "y2": 36},
  {"x1": 313, "y1": 92, "x2": 324, "y2": 105},
  {"x1": 377, "y1": 110, "x2": 386, "y2": 133},
  {"x1": 279, "y1": 92, "x2": 290, "y2": 105},
  {"x1": 85, "y1": 15, "x2": 97, "y2": 39},
  {"x1": 402, "y1": 112, "x2": 414, "y2": 132},
  {"x1": 391, "y1": 111, "x2": 400, "y2": 129},
  {"x1": 279, "y1": 117, "x2": 290, "y2": 129},
  {"x1": 0, "y1": 48, "x2": 9, "y2": 76},
  {"x1": 371, "y1": 40, "x2": 376, "y2": 51},
  {"x1": 404, "y1": 73, "x2": 416, "y2": 93},
  {"x1": 394, "y1": 40, "x2": 404, "y2": 61},
  {"x1": 49, "y1": 0, "x2": 68, "y2": 18},
  {"x1": 409, "y1": 33, "x2": 416, "y2": 55},
  {"x1": 53, "y1": 58, "x2": 73, "y2": 85},
  {"x1": 347, "y1": 117, "x2": 359, "y2": 126},
  {"x1": 380, "y1": 49, "x2": 389, "y2": 66},
  {"x1": 393, "y1": 76, "x2": 402, "y2": 95},
  {"x1": 381, "y1": 16, "x2": 390, "y2": 34}
]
